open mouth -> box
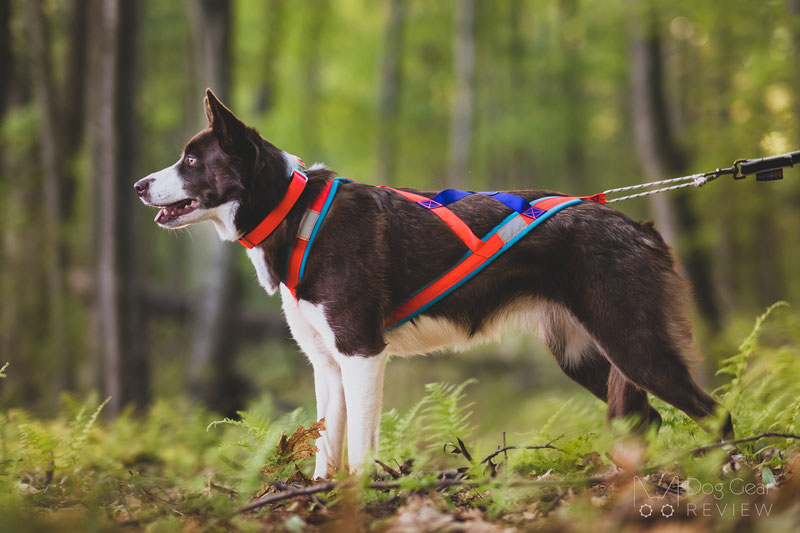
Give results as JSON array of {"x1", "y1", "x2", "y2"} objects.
[{"x1": 153, "y1": 199, "x2": 199, "y2": 224}]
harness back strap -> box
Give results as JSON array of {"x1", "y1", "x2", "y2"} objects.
[
  {"x1": 379, "y1": 187, "x2": 483, "y2": 252},
  {"x1": 383, "y1": 194, "x2": 582, "y2": 330}
]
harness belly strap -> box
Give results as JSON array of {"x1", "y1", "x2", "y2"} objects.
[{"x1": 282, "y1": 181, "x2": 583, "y2": 331}]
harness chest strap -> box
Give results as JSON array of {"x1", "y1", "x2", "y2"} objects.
[{"x1": 284, "y1": 179, "x2": 336, "y2": 298}]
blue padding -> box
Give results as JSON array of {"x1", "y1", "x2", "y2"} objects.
[
  {"x1": 385, "y1": 197, "x2": 582, "y2": 331},
  {"x1": 480, "y1": 191, "x2": 529, "y2": 214},
  {"x1": 431, "y1": 188, "x2": 473, "y2": 206},
  {"x1": 427, "y1": 188, "x2": 530, "y2": 215}
]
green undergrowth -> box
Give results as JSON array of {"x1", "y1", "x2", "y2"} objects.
[{"x1": 1, "y1": 304, "x2": 800, "y2": 531}]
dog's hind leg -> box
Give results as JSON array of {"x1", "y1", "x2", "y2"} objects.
[
  {"x1": 336, "y1": 351, "x2": 388, "y2": 474},
  {"x1": 541, "y1": 305, "x2": 660, "y2": 429},
  {"x1": 607, "y1": 366, "x2": 662, "y2": 431},
  {"x1": 576, "y1": 299, "x2": 732, "y2": 438}
]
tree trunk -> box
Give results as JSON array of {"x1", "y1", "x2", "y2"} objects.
[
  {"x1": 558, "y1": 0, "x2": 584, "y2": 190},
  {"x1": 255, "y1": 0, "x2": 286, "y2": 115},
  {"x1": 447, "y1": 0, "x2": 476, "y2": 188},
  {"x1": 375, "y1": 0, "x2": 405, "y2": 185},
  {"x1": 88, "y1": 0, "x2": 147, "y2": 415},
  {"x1": 59, "y1": 0, "x2": 89, "y2": 208},
  {"x1": 117, "y1": 0, "x2": 148, "y2": 408},
  {"x1": 25, "y1": 0, "x2": 67, "y2": 390},
  {"x1": 627, "y1": 5, "x2": 682, "y2": 242},
  {"x1": 794, "y1": 0, "x2": 800, "y2": 123},
  {"x1": 298, "y1": 0, "x2": 329, "y2": 158},
  {"x1": 0, "y1": 0, "x2": 11, "y2": 118},
  {"x1": 626, "y1": 2, "x2": 720, "y2": 329},
  {"x1": 187, "y1": 0, "x2": 245, "y2": 416}
]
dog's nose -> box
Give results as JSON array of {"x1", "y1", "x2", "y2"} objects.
[{"x1": 134, "y1": 177, "x2": 153, "y2": 197}]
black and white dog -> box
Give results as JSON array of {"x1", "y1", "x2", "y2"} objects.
[{"x1": 135, "y1": 90, "x2": 732, "y2": 478}]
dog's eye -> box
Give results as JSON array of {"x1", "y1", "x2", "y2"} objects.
[{"x1": 184, "y1": 154, "x2": 198, "y2": 166}]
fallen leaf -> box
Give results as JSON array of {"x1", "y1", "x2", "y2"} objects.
[
  {"x1": 276, "y1": 418, "x2": 326, "y2": 464},
  {"x1": 579, "y1": 451, "x2": 604, "y2": 474}
]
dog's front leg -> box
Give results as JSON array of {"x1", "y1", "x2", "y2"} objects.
[
  {"x1": 280, "y1": 287, "x2": 346, "y2": 478},
  {"x1": 337, "y1": 352, "x2": 387, "y2": 473},
  {"x1": 311, "y1": 357, "x2": 346, "y2": 479}
]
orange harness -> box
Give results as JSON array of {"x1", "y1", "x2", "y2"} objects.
[{"x1": 269, "y1": 176, "x2": 588, "y2": 331}]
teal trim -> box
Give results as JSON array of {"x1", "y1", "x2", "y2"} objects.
[
  {"x1": 297, "y1": 178, "x2": 351, "y2": 280},
  {"x1": 384, "y1": 197, "x2": 582, "y2": 331}
]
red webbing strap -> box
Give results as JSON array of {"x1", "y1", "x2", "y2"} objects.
[
  {"x1": 285, "y1": 180, "x2": 335, "y2": 298},
  {"x1": 385, "y1": 252, "x2": 487, "y2": 327},
  {"x1": 238, "y1": 170, "x2": 308, "y2": 249},
  {"x1": 583, "y1": 192, "x2": 606, "y2": 204},
  {"x1": 380, "y1": 186, "x2": 483, "y2": 252},
  {"x1": 383, "y1": 195, "x2": 581, "y2": 329}
]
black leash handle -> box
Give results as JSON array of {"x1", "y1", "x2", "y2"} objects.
[{"x1": 736, "y1": 150, "x2": 800, "y2": 181}]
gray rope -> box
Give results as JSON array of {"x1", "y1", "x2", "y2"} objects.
[{"x1": 603, "y1": 173, "x2": 708, "y2": 203}]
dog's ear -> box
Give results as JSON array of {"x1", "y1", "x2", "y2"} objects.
[{"x1": 204, "y1": 88, "x2": 254, "y2": 158}]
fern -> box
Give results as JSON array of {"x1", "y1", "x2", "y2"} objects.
[
  {"x1": 379, "y1": 393, "x2": 429, "y2": 461},
  {"x1": 714, "y1": 301, "x2": 788, "y2": 400},
  {"x1": 17, "y1": 422, "x2": 57, "y2": 467},
  {"x1": 208, "y1": 408, "x2": 275, "y2": 451},
  {"x1": 66, "y1": 397, "x2": 110, "y2": 463},
  {"x1": 421, "y1": 379, "x2": 477, "y2": 453}
]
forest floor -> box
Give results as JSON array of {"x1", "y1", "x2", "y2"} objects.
[{"x1": 2, "y1": 303, "x2": 800, "y2": 532}]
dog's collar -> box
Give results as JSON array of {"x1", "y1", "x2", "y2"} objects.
[{"x1": 238, "y1": 167, "x2": 308, "y2": 249}]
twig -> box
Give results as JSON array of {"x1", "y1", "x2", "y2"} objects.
[
  {"x1": 540, "y1": 489, "x2": 569, "y2": 518},
  {"x1": 236, "y1": 474, "x2": 602, "y2": 515},
  {"x1": 210, "y1": 481, "x2": 238, "y2": 496},
  {"x1": 689, "y1": 432, "x2": 800, "y2": 455},
  {"x1": 237, "y1": 482, "x2": 336, "y2": 514},
  {"x1": 480, "y1": 434, "x2": 565, "y2": 465}
]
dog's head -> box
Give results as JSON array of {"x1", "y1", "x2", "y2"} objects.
[{"x1": 134, "y1": 89, "x2": 300, "y2": 240}]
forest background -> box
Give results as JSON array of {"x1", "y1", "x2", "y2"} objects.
[{"x1": 1, "y1": 0, "x2": 800, "y2": 530}]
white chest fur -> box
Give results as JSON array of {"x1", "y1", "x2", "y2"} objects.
[{"x1": 245, "y1": 246, "x2": 278, "y2": 295}]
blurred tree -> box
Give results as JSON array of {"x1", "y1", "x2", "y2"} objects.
[
  {"x1": 447, "y1": 0, "x2": 475, "y2": 188},
  {"x1": 23, "y1": 0, "x2": 92, "y2": 392},
  {"x1": 298, "y1": 0, "x2": 329, "y2": 159},
  {"x1": 254, "y1": 0, "x2": 286, "y2": 115},
  {"x1": 557, "y1": 0, "x2": 585, "y2": 190},
  {"x1": 187, "y1": 0, "x2": 246, "y2": 416},
  {"x1": 25, "y1": 0, "x2": 68, "y2": 388},
  {"x1": 0, "y1": 0, "x2": 10, "y2": 119},
  {"x1": 375, "y1": 0, "x2": 405, "y2": 185},
  {"x1": 88, "y1": 0, "x2": 148, "y2": 415},
  {"x1": 627, "y1": 1, "x2": 719, "y2": 328}
]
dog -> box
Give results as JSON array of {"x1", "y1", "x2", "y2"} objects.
[{"x1": 135, "y1": 89, "x2": 733, "y2": 479}]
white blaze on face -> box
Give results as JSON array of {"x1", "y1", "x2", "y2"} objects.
[
  {"x1": 138, "y1": 156, "x2": 241, "y2": 234},
  {"x1": 143, "y1": 158, "x2": 187, "y2": 206}
]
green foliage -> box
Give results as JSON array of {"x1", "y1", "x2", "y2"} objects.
[
  {"x1": 378, "y1": 379, "x2": 476, "y2": 468},
  {"x1": 714, "y1": 301, "x2": 789, "y2": 399},
  {"x1": 1, "y1": 312, "x2": 800, "y2": 531}
]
